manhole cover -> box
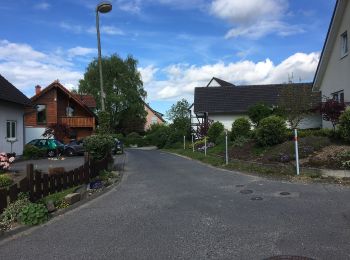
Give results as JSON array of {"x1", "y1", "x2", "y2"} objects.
[
  {"x1": 280, "y1": 192, "x2": 291, "y2": 196},
  {"x1": 240, "y1": 189, "x2": 253, "y2": 194},
  {"x1": 236, "y1": 184, "x2": 244, "y2": 187},
  {"x1": 251, "y1": 196, "x2": 263, "y2": 201},
  {"x1": 265, "y1": 256, "x2": 315, "y2": 260}
]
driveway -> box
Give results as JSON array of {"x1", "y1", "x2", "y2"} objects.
[
  {"x1": 11, "y1": 156, "x2": 85, "y2": 174},
  {"x1": 1, "y1": 149, "x2": 350, "y2": 259}
]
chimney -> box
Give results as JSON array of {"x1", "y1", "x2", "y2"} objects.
[{"x1": 35, "y1": 85, "x2": 41, "y2": 95}]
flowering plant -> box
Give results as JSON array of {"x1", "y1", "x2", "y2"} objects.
[{"x1": 0, "y1": 153, "x2": 15, "y2": 172}]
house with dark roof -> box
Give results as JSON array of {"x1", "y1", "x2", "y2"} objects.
[
  {"x1": 0, "y1": 74, "x2": 31, "y2": 155},
  {"x1": 313, "y1": 0, "x2": 349, "y2": 128},
  {"x1": 144, "y1": 102, "x2": 166, "y2": 130},
  {"x1": 24, "y1": 81, "x2": 97, "y2": 143},
  {"x1": 192, "y1": 77, "x2": 322, "y2": 133}
]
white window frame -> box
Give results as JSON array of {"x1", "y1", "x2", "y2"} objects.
[
  {"x1": 341, "y1": 31, "x2": 348, "y2": 58},
  {"x1": 332, "y1": 90, "x2": 344, "y2": 103},
  {"x1": 6, "y1": 120, "x2": 17, "y2": 141}
]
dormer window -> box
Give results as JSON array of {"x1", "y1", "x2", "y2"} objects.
[{"x1": 341, "y1": 31, "x2": 348, "y2": 58}]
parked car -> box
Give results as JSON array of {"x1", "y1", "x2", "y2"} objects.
[
  {"x1": 65, "y1": 139, "x2": 85, "y2": 156},
  {"x1": 112, "y1": 138, "x2": 123, "y2": 154},
  {"x1": 26, "y1": 139, "x2": 65, "y2": 157}
]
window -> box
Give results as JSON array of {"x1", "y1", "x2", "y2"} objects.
[
  {"x1": 36, "y1": 105, "x2": 47, "y2": 124},
  {"x1": 341, "y1": 31, "x2": 348, "y2": 57},
  {"x1": 6, "y1": 121, "x2": 16, "y2": 140},
  {"x1": 332, "y1": 90, "x2": 344, "y2": 103}
]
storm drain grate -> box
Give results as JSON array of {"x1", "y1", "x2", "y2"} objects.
[
  {"x1": 240, "y1": 189, "x2": 253, "y2": 194},
  {"x1": 251, "y1": 196, "x2": 263, "y2": 201},
  {"x1": 265, "y1": 256, "x2": 315, "y2": 260},
  {"x1": 280, "y1": 192, "x2": 291, "y2": 196}
]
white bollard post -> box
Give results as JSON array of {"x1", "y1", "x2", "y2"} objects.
[
  {"x1": 204, "y1": 136, "x2": 207, "y2": 156},
  {"x1": 294, "y1": 128, "x2": 300, "y2": 175},
  {"x1": 192, "y1": 134, "x2": 194, "y2": 152},
  {"x1": 225, "y1": 130, "x2": 228, "y2": 165},
  {"x1": 183, "y1": 136, "x2": 186, "y2": 150}
]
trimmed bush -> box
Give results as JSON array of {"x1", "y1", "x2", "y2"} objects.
[
  {"x1": 0, "y1": 175, "x2": 13, "y2": 188},
  {"x1": 248, "y1": 103, "x2": 273, "y2": 126},
  {"x1": 23, "y1": 145, "x2": 46, "y2": 160},
  {"x1": 339, "y1": 110, "x2": 350, "y2": 142},
  {"x1": 256, "y1": 116, "x2": 287, "y2": 146},
  {"x1": 84, "y1": 134, "x2": 114, "y2": 160},
  {"x1": 124, "y1": 132, "x2": 148, "y2": 147},
  {"x1": 207, "y1": 122, "x2": 224, "y2": 143},
  {"x1": 231, "y1": 118, "x2": 251, "y2": 140},
  {"x1": 145, "y1": 124, "x2": 170, "y2": 148}
]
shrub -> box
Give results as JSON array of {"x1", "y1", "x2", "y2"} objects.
[
  {"x1": 84, "y1": 135, "x2": 114, "y2": 160},
  {"x1": 231, "y1": 118, "x2": 251, "y2": 140},
  {"x1": 145, "y1": 124, "x2": 170, "y2": 148},
  {"x1": 248, "y1": 103, "x2": 273, "y2": 126},
  {"x1": 0, "y1": 193, "x2": 30, "y2": 230},
  {"x1": 18, "y1": 203, "x2": 48, "y2": 226},
  {"x1": 339, "y1": 110, "x2": 350, "y2": 142},
  {"x1": 232, "y1": 136, "x2": 250, "y2": 147},
  {"x1": 256, "y1": 116, "x2": 287, "y2": 146},
  {"x1": 207, "y1": 122, "x2": 224, "y2": 143},
  {"x1": 22, "y1": 145, "x2": 46, "y2": 160},
  {"x1": 0, "y1": 175, "x2": 13, "y2": 188},
  {"x1": 124, "y1": 132, "x2": 147, "y2": 147}
]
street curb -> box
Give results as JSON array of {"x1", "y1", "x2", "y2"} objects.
[{"x1": 0, "y1": 154, "x2": 127, "y2": 244}]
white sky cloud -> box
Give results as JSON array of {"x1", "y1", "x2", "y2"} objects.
[
  {"x1": 67, "y1": 46, "x2": 96, "y2": 58},
  {"x1": 0, "y1": 40, "x2": 83, "y2": 95},
  {"x1": 143, "y1": 52, "x2": 320, "y2": 101},
  {"x1": 34, "y1": 2, "x2": 50, "y2": 10},
  {"x1": 210, "y1": 0, "x2": 304, "y2": 39}
]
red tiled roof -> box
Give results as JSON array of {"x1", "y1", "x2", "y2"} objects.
[{"x1": 73, "y1": 94, "x2": 97, "y2": 108}]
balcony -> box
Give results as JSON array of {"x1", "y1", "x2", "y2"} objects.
[{"x1": 58, "y1": 116, "x2": 95, "y2": 128}]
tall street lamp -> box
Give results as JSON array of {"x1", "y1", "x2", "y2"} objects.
[{"x1": 96, "y1": 1, "x2": 112, "y2": 111}]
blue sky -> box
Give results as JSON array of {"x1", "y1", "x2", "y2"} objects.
[{"x1": 0, "y1": 0, "x2": 336, "y2": 115}]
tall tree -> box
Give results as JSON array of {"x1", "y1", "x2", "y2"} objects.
[
  {"x1": 166, "y1": 99, "x2": 190, "y2": 121},
  {"x1": 79, "y1": 54, "x2": 147, "y2": 134}
]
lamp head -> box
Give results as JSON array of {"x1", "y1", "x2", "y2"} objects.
[{"x1": 97, "y1": 1, "x2": 112, "y2": 13}]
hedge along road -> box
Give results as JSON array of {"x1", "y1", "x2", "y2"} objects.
[{"x1": 1, "y1": 149, "x2": 350, "y2": 259}]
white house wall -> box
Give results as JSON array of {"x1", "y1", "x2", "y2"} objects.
[
  {"x1": 319, "y1": 1, "x2": 350, "y2": 128},
  {"x1": 25, "y1": 127, "x2": 46, "y2": 144},
  {"x1": 0, "y1": 101, "x2": 25, "y2": 155}
]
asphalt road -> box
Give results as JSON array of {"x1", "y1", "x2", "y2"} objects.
[
  {"x1": 12, "y1": 156, "x2": 85, "y2": 174},
  {"x1": 1, "y1": 149, "x2": 350, "y2": 260}
]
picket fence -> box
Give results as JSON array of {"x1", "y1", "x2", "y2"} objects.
[{"x1": 0, "y1": 155, "x2": 110, "y2": 213}]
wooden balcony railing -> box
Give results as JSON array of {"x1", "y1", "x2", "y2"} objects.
[{"x1": 58, "y1": 116, "x2": 95, "y2": 128}]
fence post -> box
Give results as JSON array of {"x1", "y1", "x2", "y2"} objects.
[
  {"x1": 204, "y1": 136, "x2": 207, "y2": 157},
  {"x1": 225, "y1": 130, "x2": 228, "y2": 165},
  {"x1": 183, "y1": 136, "x2": 186, "y2": 150},
  {"x1": 294, "y1": 128, "x2": 300, "y2": 175},
  {"x1": 192, "y1": 134, "x2": 194, "y2": 152},
  {"x1": 26, "y1": 164, "x2": 34, "y2": 200}
]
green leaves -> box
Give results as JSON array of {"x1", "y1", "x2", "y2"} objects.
[
  {"x1": 79, "y1": 54, "x2": 146, "y2": 134},
  {"x1": 18, "y1": 203, "x2": 48, "y2": 226},
  {"x1": 84, "y1": 135, "x2": 115, "y2": 160}
]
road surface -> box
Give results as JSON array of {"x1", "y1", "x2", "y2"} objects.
[{"x1": 1, "y1": 149, "x2": 350, "y2": 259}]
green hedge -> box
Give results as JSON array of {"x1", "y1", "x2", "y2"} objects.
[{"x1": 256, "y1": 116, "x2": 287, "y2": 146}]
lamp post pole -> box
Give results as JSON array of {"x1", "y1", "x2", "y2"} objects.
[{"x1": 96, "y1": 1, "x2": 112, "y2": 112}]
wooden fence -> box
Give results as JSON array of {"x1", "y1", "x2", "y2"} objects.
[{"x1": 0, "y1": 155, "x2": 110, "y2": 213}]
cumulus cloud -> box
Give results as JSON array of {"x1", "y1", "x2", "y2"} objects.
[
  {"x1": 143, "y1": 52, "x2": 319, "y2": 101},
  {"x1": 0, "y1": 40, "x2": 85, "y2": 95},
  {"x1": 210, "y1": 0, "x2": 303, "y2": 39},
  {"x1": 138, "y1": 65, "x2": 158, "y2": 85},
  {"x1": 67, "y1": 46, "x2": 96, "y2": 58}
]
